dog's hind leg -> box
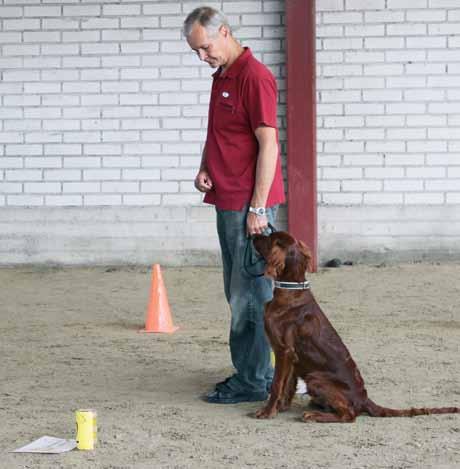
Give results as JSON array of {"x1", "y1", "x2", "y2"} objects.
[{"x1": 303, "y1": 373, "x2": 356, "y2": 423}]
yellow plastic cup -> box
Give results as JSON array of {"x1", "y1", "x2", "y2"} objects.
[{"x1": 75, "y1": 409, "x2": 97, "y2": 450}]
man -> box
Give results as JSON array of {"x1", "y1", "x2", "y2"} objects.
[{"x1": 183, "y1": 7, "x2": 285, "y2": 404}]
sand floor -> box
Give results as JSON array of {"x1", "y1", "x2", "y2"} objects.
[{"x1": 1, "y1": 263, "x2": 459, "y2": 468}]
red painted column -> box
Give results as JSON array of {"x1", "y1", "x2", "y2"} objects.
[{"x1": 286, "y1": 0, "x2": 318, "y2": 271}]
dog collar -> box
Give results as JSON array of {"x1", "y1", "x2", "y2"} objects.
[{"x1": 274, "y1": 280, "x2": 310, "y2": 290}]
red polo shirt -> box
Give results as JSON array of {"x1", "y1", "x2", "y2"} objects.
[{"x1": 203, "y1": 47, "x2": 285, "y2": 210}]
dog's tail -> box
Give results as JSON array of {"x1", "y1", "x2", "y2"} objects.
[{"x1": 363, "y1": 398, "x2": 459, "y2": 418}]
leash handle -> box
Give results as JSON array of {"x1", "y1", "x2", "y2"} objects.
[{"x1": 243, "y1": 223, "x2": 277, "y2": 278}]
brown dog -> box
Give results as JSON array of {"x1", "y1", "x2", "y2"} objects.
[{"x1": 252, "y1": 230, "x2": 459, "y2": 422}]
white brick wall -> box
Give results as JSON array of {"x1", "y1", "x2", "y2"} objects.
[
  {"x1": 0, "y1": 0, "x2": 287, "y2": 264},
  {"x1": 316, "y1": 0, "x2": 460, "y2": 261},
  {"x1": 1, "y1": 0, "x2": 460, "y2": 264},
  {"x1": 317, "y1": 0, "x2": 460, "y2": 208}
]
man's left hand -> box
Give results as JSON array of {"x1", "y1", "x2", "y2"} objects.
[{"x1": 246, "y1": 212, "x2": 268, "y2": 237}]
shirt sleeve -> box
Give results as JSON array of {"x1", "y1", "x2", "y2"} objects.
[{"x1": 244, "y1": 75, "x2": 278, "y2": 132}]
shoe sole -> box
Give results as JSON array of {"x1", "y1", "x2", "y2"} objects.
[{"x1": 204, "y1": 393, "x2": 268, "y2": 404}]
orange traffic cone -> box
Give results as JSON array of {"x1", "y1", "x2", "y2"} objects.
[{"x1": 140, "y1": 264, "x2": 179, "y2": 333}]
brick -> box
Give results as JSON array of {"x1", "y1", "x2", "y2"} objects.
[
  {"x1": 25, "y1": 132, "x2": 62, "y2": 143},
  {"x1": 42, "y1": 18, "x2": 79, "y2": 30},
  {"x1": 3, "y1": 18, "x2": 40, "y2": 30},
  {"x1": 63, "y1": 182, "x2": 100, "y2": 193},
  {"x1": 345, "y1": 24, "x2": 384, "y2": 36},
  {"x1": 63, "y1": 157, "x2": 101, "y2": 168},
  {"x1": 141, "y1": 181, "x2": 179, "y2": 193},
  {"x1": 429, "y1": 0, "x2": 460, "y2": 6},
  {"x1": 0, "y1": 158, "x2": 23, "y2": 169},
  {"x1": 364, "y1": 193, "x2": 403, "y2": 204},
  {"x1": 0, "y1": 6, "x2": 23, "y2": 17},
  {"x1": 404, "y1": 89, "x2": 445, "y2": 101},
  {"x1": 24, "y1": 6, "x2": 61, "y2": 17},
  {"x1": 323, "y1": 38, "x2": 363, "y2": 50},
  {"x1": 366, "y1": 115, "x2": 405, "y2": 127},
  {"x1": 342, "y1": 180, "x2": 382, "y2": 191},
  {"x1": 121, "y1": 17, "x2": 159, "y2": 28},
  {"x1": 0, "y1": 182, "x2": 22, "y2": 193},
  {"x1": 162, "y1": 194, "x2": 202, "y2": 205},
  {"x1": 63, "y1": 5, "x2": 100, "y2": 16},
  {"x1": 84, "y1": 195, "x2": 122, "y2": 205},
  {"x1": 3, "y1": 44, "x2": 40, "y2": 56},
  {"x1": 143, "y1": 3, "x2": 181, "y2": 14},
  {"x1": 366, "y1": 141, "x2": 405, "y2": 152},
  {"x1": 405, "y1": 193, "x2": 444, "y2": 204},
  {"x1": 317, "y1": 0, "x2": 344, "y2": 11},
  {"x1": 363, "y1": 90, "x2": 402, "y2": 102},
  {"x1": 385, "y1": 154, "x2": 425, "y2": 166},
  {"x1": 7, "y1": 195, "x2": 43, "y2": 206},
  {"x1": 387, "y1": 24, "x2": 427, "y2": 35},
  {"x1": 6, "y1": 144, "x2": 42, "y2": 156},
  {"x1": 44, "y1": 169, "x2": 81, "y2": 181},
  {"x1": 24, "y1": 31, "x2": 60, "y2": 42},
  {"x1": 103, "y1": 4, "x2": 140, "y2": 15},
  {"x1": 6, "y1": 169, "x2": 42, "y2": 181},
  {"x1": 387, "y1": 128, "x2": 427, "y2": 140},
  {"x1": 364, "y1": 64, "x2": 404, "y2": 75},
  {"x1": 407, "y1": 141, "x2": 447, "y2": 152},
  {"x1": 102, "y1": 29, "x2": 141, "y2": 41},
  {"x1": 63, "y1": 31, "x2": 100, "y2": 42},
  {"x1": 81, "y1": 18, "x2": 119, "y2": 29},
  {"x1": 364, "y1": 11, "x2": 404, "y2": 22},
  {"x1": 387, "y1": 0, "x2": 427, "y2": 8},
  {"x1": 123, "y1": 194, "x2": 161, "y2": 205},
  {"x1": 25, "y1": 182, "x2": 61, "y2": 193},
  {"x1": 323, "y1": 12, "x2": 363, "y2": 24},
  {"x1": 323, "y1": 193, "x2": 363, "y2": 204},
  {"x1": 124, "y1": 143, "x2": 161, "y2": 155},
  {"x1": 386, "y1": 51, "x2": 426, "y2": 63},
  {"x1": 45, "y1": 195, "x2": 83, "y2": 206}
]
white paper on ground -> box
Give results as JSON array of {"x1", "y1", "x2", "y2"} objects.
[
  {"x1": 12, "y1": 436, "x2": 77, "y2": 453},
  {"x1": 296, "y1": 379, "x2": 308, "y2": 394}
]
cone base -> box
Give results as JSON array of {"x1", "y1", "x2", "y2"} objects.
[{"x1": 139, "y1": 326, "x2": 179, "y2": 334}]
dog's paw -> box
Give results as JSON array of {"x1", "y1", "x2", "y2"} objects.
[
  {"x1": 255, "y1": 406, "x2": 278, "y2": 419},
  {"x1": 302, "y1": 411, "x2": 317, "y2": 422}
]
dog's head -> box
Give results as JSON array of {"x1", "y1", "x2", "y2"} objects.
[{"x1": 253, "y1": 231, "x2": 312, "y2": 280}]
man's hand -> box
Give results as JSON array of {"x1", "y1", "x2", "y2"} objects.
[
  {"x1": 194, "y1": 169, "x2": 213, "y2": 192},
  {"x1": 246, "y1": 212, "x2": 268, "y2": 237}
]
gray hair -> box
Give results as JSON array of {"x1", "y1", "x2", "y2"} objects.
[{"x1": 183, "y1": 6, "x2": 231, "y2": 38}]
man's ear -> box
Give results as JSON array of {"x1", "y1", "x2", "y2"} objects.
[
  {"x1": 219, "y1": 24, "x2": 229, "y2": 38},
  {"x1": 265, "y1": 245, "x2": 285, "y2": 279},
  {"x1": 297, "y1": 240, "x2": 312, "y2": 273}
]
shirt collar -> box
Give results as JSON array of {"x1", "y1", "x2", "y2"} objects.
[{"x1": 212, "y1": 47, "x2": 252, "y2": 79}]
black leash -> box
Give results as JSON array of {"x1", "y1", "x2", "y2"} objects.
[{"x1": 243, "y1": 223, "x2": 277, "y2": 278}]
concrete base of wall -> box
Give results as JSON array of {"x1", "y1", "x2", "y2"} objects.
[
  {"x1": 1, "y1": 205, "x2": 459, "y2": 266},
  {"x1": 318, "y1": 205, "x2": 460, "y2": 264}
]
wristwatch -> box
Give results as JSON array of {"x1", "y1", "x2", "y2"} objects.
[{"x1": 249, "y1": 206, "x2": 266, "y2": 216}]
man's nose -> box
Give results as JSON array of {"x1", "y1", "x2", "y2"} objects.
[{"x1": 197, "y1": 49, "x2": 207, "y2": 61}]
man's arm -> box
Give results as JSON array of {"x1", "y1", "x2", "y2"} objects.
[
  {"x1": 194, "y1": 143, "x2": 213, "y2": 192},
  {"x1": 247, "y1": 125, "x2": 278, "y2": 235}
]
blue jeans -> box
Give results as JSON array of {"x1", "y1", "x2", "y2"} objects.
[{"x1": 215, "y1": 205, "x2": 278, "y2": 393}]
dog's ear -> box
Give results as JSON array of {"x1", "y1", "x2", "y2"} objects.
[
  {"x1": 265, "y1": 244, "x2": 285, "y2": 279},
  {"x1": 296, "y1": 240, "x2": 312, "y2": 273}
]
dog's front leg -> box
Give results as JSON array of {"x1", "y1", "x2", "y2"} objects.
[{"x1": 255, "y1": 351, "x2": 293, "y2": 419}]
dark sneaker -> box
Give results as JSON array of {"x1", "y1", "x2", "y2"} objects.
[
  {"x1": 204, "y1": 388, "x2": 268, "y2": 404},
  {"x1": 215, "y1": 376, "x2": 273, "y2": 394}
]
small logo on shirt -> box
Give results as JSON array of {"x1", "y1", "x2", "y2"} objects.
[{"x1": 222, "y1": 91, "x2": 229, "y2": 98}]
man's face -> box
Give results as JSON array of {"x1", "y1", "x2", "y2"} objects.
[{"x1": 186, "y1": 23, "x2": 228, "y2": 68}]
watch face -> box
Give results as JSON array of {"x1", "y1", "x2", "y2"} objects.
[{"x1": 250, "y1": 206, "x2": 266, "y2": 215}]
